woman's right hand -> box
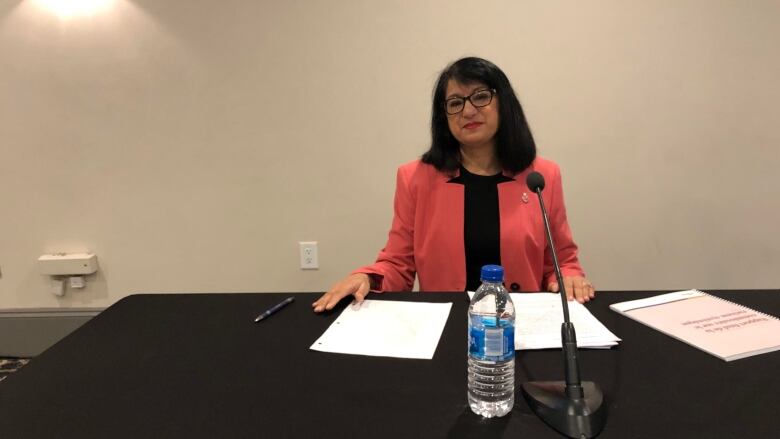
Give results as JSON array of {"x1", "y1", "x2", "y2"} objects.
[{"x1": 312, "y1": 273, "x2": 371, "y2": 313}]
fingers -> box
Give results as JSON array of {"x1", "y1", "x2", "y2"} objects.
[
  {"x1": 311, "y1": 286, "x2": 345, "y2": 313},
  {"x1": 585, "y1": 280, "x2": 596, "y2": 300},
  {"x1": 311, "y1": 289, "x2": 347, "y2": 313},
  {"x1": 573, "y1": 283, "x2": 585, "y2": 303},
  {"x1": 311, "y1": 291, "x2": 326, "y2": 312},
  {"x1": 549, "y1": 277, "x2": 596, "y2": 303},
  {"x1": 571, "y1": 277, "x2": 596, "y2": 303},
  {"x1": 564, "y1": 277, "x2": 576, "y2": 302},
  {"x1": 354, "y1": 279, "x2": 370, "y2": 303},
  {"x1": 313, "y1": 291, "x2": 347, "y2": 312},
  {"x1": 312, "y1": 274, "x2": 370, "y2": 313}
]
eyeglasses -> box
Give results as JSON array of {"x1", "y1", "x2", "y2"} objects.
[{"x1": 444, "y1": 88, "x2": 496, "y2": 115}]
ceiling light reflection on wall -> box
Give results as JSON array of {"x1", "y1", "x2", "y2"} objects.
[{"x1": 31, "y1": 0, "x2": 116, "y2": 19}]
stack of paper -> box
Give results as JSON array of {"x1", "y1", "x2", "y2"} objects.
[
  {"x1": 611, "y1": 290, "x2": 780, "y2": 361},
  {"x1": 509, "y1": 293, "x2": 621, "y2": 349}
]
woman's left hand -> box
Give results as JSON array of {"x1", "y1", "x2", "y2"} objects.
[{"x1": 547, "y1": 276, "x2": 595, "y2": 303}]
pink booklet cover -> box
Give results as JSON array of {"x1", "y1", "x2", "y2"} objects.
[{"x1": 610, "y1": 290, "x2": 780, "y2": 361}]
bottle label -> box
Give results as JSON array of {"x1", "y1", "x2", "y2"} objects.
[{"x1": 469, "y1": 321, "x2": 515, "y2": 361}]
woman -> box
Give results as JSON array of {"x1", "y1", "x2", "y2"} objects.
[{"x1": 313, "y1": 57, "x2": 594, "y2": 313}]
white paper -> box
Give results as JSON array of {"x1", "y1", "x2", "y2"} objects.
[
  {"x1": 467, "y1": 292, "x2": 621, "y2": 350},
  {"x1": 310, "y1": 300, "x2": 453, "y2": 360},
  {"x1": 610, "y1": 289, "x2": 705, "y2": 313}
]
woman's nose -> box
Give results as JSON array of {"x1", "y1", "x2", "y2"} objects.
[{"x1": 461, "y1": 99, "x2": 478, "y2": 117}]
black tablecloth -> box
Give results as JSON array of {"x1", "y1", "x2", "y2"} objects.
[{"x1": 1, "y1": 290, "x2": 779, "y2": 438}]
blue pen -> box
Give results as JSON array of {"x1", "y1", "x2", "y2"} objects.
[{"x1": 254, "y1": 297, "x2": 295, "y2": 322}]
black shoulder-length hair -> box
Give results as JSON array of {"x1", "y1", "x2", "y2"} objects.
[{"x1": 421, "y1": 57, "x2": 536, "y2": 175}]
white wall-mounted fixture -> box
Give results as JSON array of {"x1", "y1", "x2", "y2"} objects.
[
  {"x1": 299, "y1": 242, "x2": 318, "y2": 270},
  {"x1": 38, "y1": 253, "x2": 98, "y2": 276},
  {"x1": 38, "y1": 253, "x2": 99, "y2": 296}
]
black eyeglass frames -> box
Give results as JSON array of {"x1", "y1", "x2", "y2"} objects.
[{"x1": 444, "y1": 89, "x2": 496, "y2": 115}]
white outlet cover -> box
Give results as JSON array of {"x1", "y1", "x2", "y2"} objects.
[{"x1": 299, "y1": 241, "x2": 319, "y2": 269}]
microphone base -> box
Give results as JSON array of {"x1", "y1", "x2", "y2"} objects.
[{"x1": 521, "y1": 381, "x2": 606, "y2": 439}]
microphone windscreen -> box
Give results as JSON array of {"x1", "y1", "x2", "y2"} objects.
[{"x1": 526, "y1": 171, "x2": 545, "y2": 192}]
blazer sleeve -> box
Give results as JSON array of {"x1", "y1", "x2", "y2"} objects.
[
  {"x1": 543, "y1": 163, "x2": 586, "y2": 288},
  {"x1": 351, "y1": 166, "x2": 416, "y2": 291}
]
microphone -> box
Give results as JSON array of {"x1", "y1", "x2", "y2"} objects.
[
  {"x1": 520, "y1": 171, "x2": 606, "y2": 438},
  {"x1": 526, "y1": 171, "x2": 545, "y2": 192}
]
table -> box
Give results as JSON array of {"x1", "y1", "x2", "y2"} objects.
[{"x1": 1, "y1": 291, "x2": 778, "y2": 438}]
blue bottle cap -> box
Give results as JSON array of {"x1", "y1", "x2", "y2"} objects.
[{"x1": 480, "y1": 265, "x2": 504, "y2": 282}]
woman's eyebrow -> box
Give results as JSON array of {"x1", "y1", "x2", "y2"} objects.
[{"x1": 446, "y1": 85, "x2": 488, "y2": 99}]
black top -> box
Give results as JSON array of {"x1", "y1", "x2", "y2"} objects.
[
  {"x1": 1, "y1": 290, "x2": 779, "y2": 438},
  {"x1": 450, "y1": 166, "x2": 513, "y2": 291}
]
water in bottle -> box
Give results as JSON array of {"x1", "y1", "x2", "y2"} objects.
[{"x1": 467, "y1": 264, "x2": 516, "y2": 418}]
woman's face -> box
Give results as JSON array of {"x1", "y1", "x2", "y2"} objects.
[{"x1": 445, "y1": 80, "x2": 500, "y2": 150}]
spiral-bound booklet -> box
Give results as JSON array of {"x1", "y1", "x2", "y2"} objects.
[{"x1": 610, "y1": 290, "x2": 780, "y2": 361}]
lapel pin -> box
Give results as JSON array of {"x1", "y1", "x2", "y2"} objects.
[{"x1": 522, "y1": 192, "x2": 529, "y2": 203}]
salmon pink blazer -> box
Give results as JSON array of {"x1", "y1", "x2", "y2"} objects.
[{"x1": 353, "y1": 157, "x2": 585, "y2": 292}]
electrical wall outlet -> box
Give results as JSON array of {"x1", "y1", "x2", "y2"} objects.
[{"x1": 299, "y1": 241, "x2": 318, "y2": 269}]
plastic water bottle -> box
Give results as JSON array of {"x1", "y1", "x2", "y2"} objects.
[{"x1": 467, "y1": 264, "x2": 516, "y2": 418}]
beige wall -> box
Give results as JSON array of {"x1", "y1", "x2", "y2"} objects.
[{"x1": 1, "y1": 0, "x2": 778, "y2": 309}]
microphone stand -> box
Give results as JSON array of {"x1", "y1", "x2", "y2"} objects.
[{"x1": 521, "y1": 182, "x2": 606, "y2": 438}]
